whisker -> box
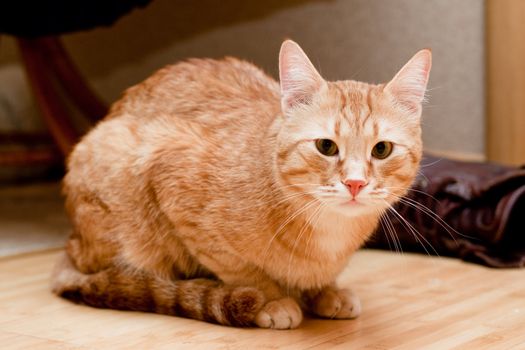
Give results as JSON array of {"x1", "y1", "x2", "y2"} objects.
[
  {"x1": 384, "y1": 186, "x2": 440, "y2": 204},
  {"x1": 269, "y1": 183, "x2": 323, "y2": 193},
  {"x1": 285, "y1": 201, "x2": 323, "y2": 296},
  {"x1": 260, "y1": 198, "x2": 320, "y2": 272},
  {"x1": 378, "y1": 216, "x2": 394, "y2": 252},
  {"x1": 395, "y1": 197, "x2": 461, "y2": 248},
  {"x1": 384, "y1": 214, "x2": 402, "y2": 256},
  {"x1": 382, "y1": 208, "x2": 404, "y2": 257},
  {"x1": 416, "y1": 170, "x2": 431, "y2": 184},
  {"x1": 302, "y1": 201, "x2": 329, "y2": 272},
  {"x1": 376, "y1": 208, "x2": 413, "y2": 273},
  {"x1": 386, "y1": 204, "x2": 441, "y2": 259},
  {"x1": 419, "y1": 158, "x2": 442, "y2": 168},
  {"x1": 242, "y1": 190, "x2": 322, "y2": 210},
  {"x1": 390, "y1": 193, "x2": 477, "y2": 242}
]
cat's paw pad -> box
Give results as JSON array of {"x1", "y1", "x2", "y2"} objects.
[
  {"x1": 254, "y1": 297, "x2": 303, "y2": 329},
  {"x1": 311, "y1": 288, "x2": 361, "y2": 319}
]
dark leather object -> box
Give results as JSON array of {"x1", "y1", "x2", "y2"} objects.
[
  {"x1": 366, "y1": 155, "x2": 525, "y2": 268},
  {"x1": 0, "y1": 0, "x2": 152, "y2": 37}
]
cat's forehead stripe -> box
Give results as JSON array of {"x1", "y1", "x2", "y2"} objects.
[
  {"x1": 363, "y1": 90, "x2": 374, "y2": 125},
  {"x1": 334, "y1": 84, "x2": 347, "y2": 113},
  {"x1": 338, "y1": 84, "x2": 372, "y2": 124},
  {"x1": 329, "y1": 83, "x2": 379, "y2": 139},
  {"x1": 334, "y1": 117, "x2": 341, "y2": 139}
]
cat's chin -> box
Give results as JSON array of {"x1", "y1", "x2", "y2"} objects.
[{"x1": 326, "y1": 199, "x2": 381, "y2": 217}]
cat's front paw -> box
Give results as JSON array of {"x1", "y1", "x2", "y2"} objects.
[
  {"x1": 309, "y1": 288, "x2": 361, "y2": 319},
  {"x1": 254, "y1": 297, "x2": 303, "y2": 329}
]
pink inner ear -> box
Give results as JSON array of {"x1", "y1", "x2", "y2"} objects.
[
  {"x1": 391, "y1": 80, "x2": 426, "y2": 114},
  {"x1": 282, "y1": 89, "x2": 314, "y2": 108},
  {"x1": 387, "y1": 50, "x2": 432, "y2": 114},
  {"x1": 279, "y1": 40, "x2": 323, "y2": 110}
]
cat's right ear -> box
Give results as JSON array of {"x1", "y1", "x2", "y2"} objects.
[{"x1": 279, "y1": 40, "x2": 325, "y2": 112}]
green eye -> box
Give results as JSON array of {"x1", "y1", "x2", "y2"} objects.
[
  {"x1": 315, "y1": 139, "x2": 339, "y2": 156},
  {"x1": 372, "y1": 141, "x2": 393, "y2": 159}
]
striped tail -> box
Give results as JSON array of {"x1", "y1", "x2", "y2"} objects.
[{"x1": 51, "y1": 253, "x2": 265, "y2": 327}]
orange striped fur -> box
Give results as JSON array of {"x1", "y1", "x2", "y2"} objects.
[{"x1": 51, "y1": 40, "x2": 431, "y2": 329}]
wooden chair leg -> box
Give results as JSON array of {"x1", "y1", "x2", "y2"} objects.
[
  {"x1": 0, "y1": 132, "x2": 53, "y2": 145},
  {"x1": 1, "y1": 36, "x2": 106, "y2": 167},
  {"x1": 0, "y1": 148, "x2": 60, "y2": 166},
  {"x1": 17, "y1": 37, "x2": 79, "y2": 156},
  {"x1": 36, "y1": 37, "x2": 108, "y2": 123},
  {"x1": 0, "y1": 132, "x2": 60, "y2": 166}
]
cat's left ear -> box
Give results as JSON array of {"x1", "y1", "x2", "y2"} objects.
[
  {"x1": 279, "y1": 40, "x2": 325, "y2": 112},
  {"x1": 385, "y1": 49, "x2": 432, "y2": 115}
]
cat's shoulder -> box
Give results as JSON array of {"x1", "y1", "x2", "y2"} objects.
[
  {"x1": 147, "y1": 57, "x2": 277, "y2": 90},
  {"x1": 108, "y1": 56, "x2": 279, "y2": 118},
  {"x1": 165, "y1": 56, "x2": 267, "y2": 76}
]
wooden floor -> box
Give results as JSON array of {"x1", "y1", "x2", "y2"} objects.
[{"x1": 1, "y1": 249, "x2": 525, "y2": 349}]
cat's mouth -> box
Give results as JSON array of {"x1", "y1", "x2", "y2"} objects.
[
  {"x1": 337, "y1": 195, "x2": 387, "y2": 208},
  {"x1": 330, "y1": 197, "x2": 367, "y2": 208}
]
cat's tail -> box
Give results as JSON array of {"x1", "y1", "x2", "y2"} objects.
[{"x1": 50, "y1": 252, "x2": 265, "y2": 327}]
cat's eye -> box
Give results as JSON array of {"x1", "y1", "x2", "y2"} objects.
[
  {"x1": 315, "y1": 139, "x2": 339, "y2": 156},
  {"x1": 372, "y1": 141, "x2": 393, "y2": 159}
]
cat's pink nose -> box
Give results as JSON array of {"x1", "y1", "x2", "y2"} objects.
[{"x1": 343, "y1": 179, "x2": 367, "y2": 197}]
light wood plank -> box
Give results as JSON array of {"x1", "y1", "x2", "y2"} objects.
[
  {"x1": 486, "y1": 0, "x2": 525, "y2": 165},
  {"x1": 1, "y1": 249, "x2": 524, "y2": 349}
]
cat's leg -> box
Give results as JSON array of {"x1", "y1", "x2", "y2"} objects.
[
  {"x1": 217, "y1": 269, "x2": 303, "y2": 329},
  {"x1": 302, "y1": 285, "x2": 361, "y2": 319},
  {"x1": 51, "y1": 252, "x2": 265, "y2": 327}
]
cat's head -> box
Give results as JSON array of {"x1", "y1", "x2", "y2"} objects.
[{"x1": 275, "y1": 40, "x2": 431, "y2": 216}]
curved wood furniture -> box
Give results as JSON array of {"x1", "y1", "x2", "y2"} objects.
[
  {"x1": 0, "y1": 36, "x2": 108, "y2": 167},
  {"x1": 0, "y1": 1, "x2": 151, "y2": 169},
  {"x1": 17, "y1": 37, "x2": 107, "y2": 156}
]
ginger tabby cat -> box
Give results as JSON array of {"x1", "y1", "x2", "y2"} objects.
[{"x1": 51, "y1": 40, "x2": 431, "y2": 329}]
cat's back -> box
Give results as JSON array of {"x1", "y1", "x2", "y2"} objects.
[
  {"x1": 110, "y1": 57, "x2": 281, "y2": 124},
  {"x1": 65, "y1": 57, "x2": 281, "y2": 206}
]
